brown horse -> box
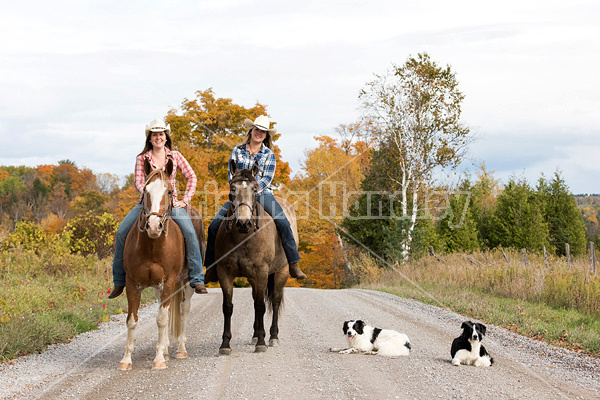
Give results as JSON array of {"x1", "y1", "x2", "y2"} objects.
[
  {"x1": 214, "y1": 160, "x2": 295, "y2": 354},
  {"x1": 118, "y1": 158, "x2": 204, "y2": 370}
]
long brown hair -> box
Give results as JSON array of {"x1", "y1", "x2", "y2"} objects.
[
  {"x1": 138, "y1": 131, "x2": 173, "y2": 156},
  {"x1": 239, "y1": 128, "x2": 273, "y2": 151}
]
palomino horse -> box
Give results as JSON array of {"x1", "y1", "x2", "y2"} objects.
[
  {"x1": 214, "y1": 160, "x2": 296, "y2": 354},
  {"x1": 118, "y1": 158, "x2": 205, "y2": 370}
]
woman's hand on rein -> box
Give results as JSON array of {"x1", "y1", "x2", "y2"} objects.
[{"x1": 173, "y1": 200, "x2": 186, "y2": 208}]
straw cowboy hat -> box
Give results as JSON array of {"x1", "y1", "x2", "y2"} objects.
[
  {"x1": 145, "y1": 119, "x2": 172, "y2": 137},
  {"x1": 244, "y1": 115, "x2": 277, "y2": 134}
]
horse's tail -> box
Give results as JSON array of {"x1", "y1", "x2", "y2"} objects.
[
  {"x1": 266, "y1": 273, "x2": 284, "y2": 313},
  {"x1": 168, "y1": 281, "x2": 184, "y2": 338}
]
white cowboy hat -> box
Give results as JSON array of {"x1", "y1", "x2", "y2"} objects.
[
  {"x1": 244, "y1": 115, "x2": 277, "y2": 134},
  {"x1": 145, "y1": 118, "x2": 172, "y2": 137}
]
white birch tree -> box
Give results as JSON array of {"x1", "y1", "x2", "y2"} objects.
[{"x1": 359, "y1": 53, "x2": 471, "y2": 260}]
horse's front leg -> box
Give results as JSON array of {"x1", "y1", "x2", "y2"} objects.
[
  {"x1": 153, "y1": 284, "x2": 172, "y2": 370},
  {"x1": 251, "y1": 278, "x2": 268, "y2": 352},
  {"x1": 175, "y1": 283, "x2": 195, "y2": 359},
  {"x1": 269, "y1": 269, "x2": 288, "y2": 347},
  {"x1": 219, "y1": 273, "x2": 234, "y2": 355},
  {"x1": 152, "y1": 287, "x2": 172, "y2": 363},
  {"x1": 118, "y1": 285, "x2": 141, "y2": 371}
]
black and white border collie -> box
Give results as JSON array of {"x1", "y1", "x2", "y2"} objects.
[
  {"x1": 330, "y1": 320, "x2": 411, "y2": 356},
  {"x1": 451, "y1": 321, "x2": 494, "y2": 367}
]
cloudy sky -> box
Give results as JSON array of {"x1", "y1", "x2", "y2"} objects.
[{"x1": 2, "y1": 0, "x2": 599, "y2": 193}]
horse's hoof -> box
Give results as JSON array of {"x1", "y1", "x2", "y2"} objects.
[
  {"x1": 255, "y1": 345, "x2": 268, "y2": 353},
  {"x1": 175, "y1": 351, "x2": 188, "y2": 359},
  {"x1": 250, "y1": 337, "x2": 258, "y2": 345},
  {"x1": 269, "y1": 339, "x2": 280, "y2": 347},
  {"x1": 118, "y1": 362, "x2": 132, "y2": 371},
  {"x1": 152, "y1": 361, "x2": 167, "y2": 370},
  {"x1": 219, "y1": 348, "x2": 232, "y2": 356}
]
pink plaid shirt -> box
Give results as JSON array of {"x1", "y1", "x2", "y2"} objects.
[{"x1": 134, "y1": 148, "x2": 197, "y2": 205}]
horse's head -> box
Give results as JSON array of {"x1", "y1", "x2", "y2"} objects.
[
  {"x1": 139, "y1": 158, "x2": 173, "y2": 238},
  {"x1": 228, "y1": 159, "x2": 259, "y2": 234}
]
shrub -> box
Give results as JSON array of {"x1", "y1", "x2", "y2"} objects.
[
  {"x1": 2, "y1": 221, "x2": 49, "y2": 253},
  {"x1": 64, "y1": 212, "x2": 118, "y2": 258}
]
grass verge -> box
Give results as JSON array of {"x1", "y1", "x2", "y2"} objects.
[
  {"x1": 359, "y1": 267, "x2": 600, "y2": 357},
  {"x1": 0, "y1": 247, "x2": 155, "y2": 362},
  {"x1": 349, "y1": 249, "x2": 600, "y2": 357}
]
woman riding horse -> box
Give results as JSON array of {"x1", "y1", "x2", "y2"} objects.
[
  {"x1": 109, "y1": 118, "x2": 207, "y2": 298},
  {"x1": 204, "y1": 115, "x2": 307, "y2": 281}
]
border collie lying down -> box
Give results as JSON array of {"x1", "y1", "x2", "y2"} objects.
[
  {"x1": 451, "y1": 321, "x2": 494, "y2": 367},
  {"x1": 330, "y1": 320, "x2": 411, "y2": 356}
]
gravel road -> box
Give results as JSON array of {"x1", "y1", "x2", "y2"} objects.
[{"x1": 1, "y1": 288, "x2": 599, "y2": 399}]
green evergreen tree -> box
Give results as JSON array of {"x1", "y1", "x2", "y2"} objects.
[
  {"x1": 488, "y1": 177, "x2": 550, "y2": 251},
  {"x1": 469, "y1": 165, "x2": 500, "y2": 248},
  {"x1": 537, "y1": 171, "x2": 587, "y2": 256},
  {"x1": 438, "y1": 180, "x2": 480, "y2": 252}
]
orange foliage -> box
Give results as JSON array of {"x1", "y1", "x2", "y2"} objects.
[
  {"x1": 113, "y1": 187, "x2": 140, "y2": 221},
  {"x1": 41, "y1": 213, "x2": 67, "y2": 234},
  {"x1": 35, "y1": 165, "x2": 55, "y2": 187},
  {"x1": 287, "y1": 135, "x2": 371, "y2": 288}
]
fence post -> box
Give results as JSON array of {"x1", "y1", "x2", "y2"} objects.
[
  {"x1": 501, "y1": 248, "x2": 510, "y2": 263},
  {"x1": 430, "y1": 246, "x2": 441, "y2": 262},
  {"x1": 542, "y1": 245, "x2": 549, "y2": 269},
  {"x1": 521, "y1": 248, "x2": 528, "y2": 266},
  {"x1": 565, "y1": 243, "x2": 571, "y2": 269},
  {"x1": 590, "y1": 241, "x2": 597, "y2": 277}
]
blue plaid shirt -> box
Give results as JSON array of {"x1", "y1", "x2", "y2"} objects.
[{"x1": 228, "y1": 144, "x2": 276, "y2": 194}]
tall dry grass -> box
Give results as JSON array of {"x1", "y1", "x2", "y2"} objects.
[
  {"x1": 354, "y1": 249, "x2": 599, "y2": 316},
  {"x1": 349, "y1": 249, "x2": 600, "y2": 355}
]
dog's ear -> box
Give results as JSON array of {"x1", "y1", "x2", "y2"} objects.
[
  {"x1": 355, "y1": 320, "x2": 365, "y2": 335},
  {"x1": 460, "y1": 321, "x2": 470, "y2": 330},
  {"x1": 343, "y1": 321, "x2": 349, "y2": 335},
  {"x1": 476, "y1": 323, "x2": 487, "y2": 336}
]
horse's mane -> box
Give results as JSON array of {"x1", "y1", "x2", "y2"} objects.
[
  {"x1": 230, "y1": 169, "x2": 257, "y2": 184},
  {"x1": 145, "y1": 169, "x2": 169, "y2": 185}
]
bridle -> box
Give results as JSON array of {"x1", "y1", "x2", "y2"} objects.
[
  {"x1": 138, "y1": 171, "x2": 173, "y2": 236},
  {"x1": 226, "y1": 175, "x2": 259, "y2": 233}
]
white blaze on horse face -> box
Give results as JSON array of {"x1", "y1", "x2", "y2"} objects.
[
  {"x1": 146, "y1": 178, "x2": 167, "y2": 233},
  {"x1": 233, "y1": 181, "x2": 253, "y2": 222}
]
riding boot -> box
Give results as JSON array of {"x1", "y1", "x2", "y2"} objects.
[
  {"x1": 108, "y1": 285, "x2": 124, "y2": 299},
  {"x1": 289, "y1": 262, "x2": 307, "y2": 280},
  {"x1": 192, "y1": 283, "x2": 208, "y2": 294}
]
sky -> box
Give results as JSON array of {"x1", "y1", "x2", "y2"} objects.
[{"x1": 1, "y1": 0, "x2": 599, "y2": 193}]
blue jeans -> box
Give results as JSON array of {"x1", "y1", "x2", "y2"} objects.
[
  {"x1": 204, "y1": 192, "x2": 300, "y2": 269},
  {"x1": 112, "y1": 204, "x2": 204, "y2": 286}
]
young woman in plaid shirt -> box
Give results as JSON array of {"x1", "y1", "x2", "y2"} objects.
[
  {"x1": 204, "y1": 115, "x2": 307, "y2": 281},
  {"x1": 108, "y1": 119, "x2": 207, "y2": 298}
]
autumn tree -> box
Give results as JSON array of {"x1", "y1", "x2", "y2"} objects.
[
  {"x1": 290, "y1": 135, "x2": 371, "y2": 288},
  {"x1": 166, "y1": 89, "x2": 290, "y2": 217},
  {"x1": 357, "y1": 53, "x2": 472, "y2": 260},
  {"x1": 69, "y1": 190, "x2": 109, "y2": 217}
]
